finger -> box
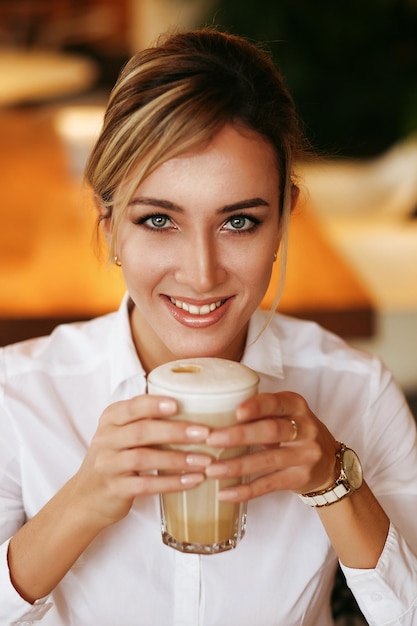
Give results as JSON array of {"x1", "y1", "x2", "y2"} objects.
[
  {"x1": 206, "y1": 417, "x2": 298, "y2": 448},
  {"x1": 209, "y1": 441, "x2": 338, "y2": 500},
  {"x1": 216, "y1": 467, "x2": 303, "y2": 502},
  {"x1": 102, "y1": 394, "x2": 179, "y2": 427},
  {"x1": 96, "y1": 417, "x2": 210, "y2": 450},
  {"x1": 104, "y1": 447, "x2": 213, "y2": 475},
  {"x1": 236, "y1": 391, "x2": 308, "y2": 423},
  {"x1": 111, "y1": 471, "x2": 206, "y2": 499},
  {"x1": 205, "y1": 445, "x2": 302, "y2": 480}
]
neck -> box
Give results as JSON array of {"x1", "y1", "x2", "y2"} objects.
[{"x1": 129, "y1": 306, "x2": 247, "y2": 374}]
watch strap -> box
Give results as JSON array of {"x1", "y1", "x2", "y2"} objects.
[
  {"x1": 298, "y1": 442, "x2": 351, "y2": 508},
  {"x1": 298, "y1": 482, "x2": 350, "y2": 507}
]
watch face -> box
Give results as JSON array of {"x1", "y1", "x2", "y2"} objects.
[{"x1": 343, "y1": 448, "x2": 363, "y2": 490}]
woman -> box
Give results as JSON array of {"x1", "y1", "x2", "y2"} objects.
[{"x1": 1, "y1": 28, "x2": 416, "y2": 625}]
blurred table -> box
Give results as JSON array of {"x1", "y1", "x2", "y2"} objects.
[
  {"x1": 263, "y1": 209, "x2": 375, "y2": 338},
  {"x1": 0, "y1": 48, "x2": 97, "y2": 106},
  {"x1": 0, "y1": 108, "x2": 375, "y2": 345}
]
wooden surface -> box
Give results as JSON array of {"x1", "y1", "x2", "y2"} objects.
[
  {"x1": 0, "y1": 49, "x2": 97, "y2": 106},
  {"x1": 264, "y1": 207, "x2": 375, "y2": 338},
  {"x1": 0, "y1": 108, "x2": 375, "y2": 345}
]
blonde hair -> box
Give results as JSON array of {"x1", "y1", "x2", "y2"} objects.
[{"x1": 85, "y1": 27, "x2": 308, "y2": 307}]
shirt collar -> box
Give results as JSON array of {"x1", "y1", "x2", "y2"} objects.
[
  {"x1": 109, "y1": 293, "x2": 146, "y2": 396},
  {"x1": 241, "y1": 308, "x2": 284, "y2": 380},
  {"x1": 108, "y1": 298, "x2": 284, "y2": 396}
]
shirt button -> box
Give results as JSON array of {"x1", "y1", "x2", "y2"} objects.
[{"x1": 371, "y1": 592, "x2": 383, "y2": 601}]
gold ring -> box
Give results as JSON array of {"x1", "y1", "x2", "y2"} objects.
[{"x1": 289, "y1": 419, "x2": 298, "y2": 441}]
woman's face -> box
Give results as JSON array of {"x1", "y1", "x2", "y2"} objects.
[{"x1": 111, "y1": 124, "x2": 282, "y2": 371}]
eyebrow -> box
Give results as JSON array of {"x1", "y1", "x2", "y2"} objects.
[
  {"x1": 219, "y1": 198, "x2": 270, "y2": 213},
  {"x1": 128, "y1": 197, "x2": 177, "y2": 211},
  {"x1": 128, "y1": 196, "x2": 270, "y2": 213}
]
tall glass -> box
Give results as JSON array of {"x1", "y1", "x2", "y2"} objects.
[{"x1": 147, "y1": 357, "x2": 259, "y2": 554}]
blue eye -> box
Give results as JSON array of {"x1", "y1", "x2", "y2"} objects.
[
  {"x1": 136, "y1": 214, "x2": 173, "y2": 229},
  {"x1": 223, "y1": 215, "x2": 259, "y2": 231},
  {"x1": 149, "y1": 215, "x2": 170, "y2": 228}
]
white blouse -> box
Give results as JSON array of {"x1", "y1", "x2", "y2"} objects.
[{"x1": 1, "y1": 297, "x2": 416, "y2": 625}]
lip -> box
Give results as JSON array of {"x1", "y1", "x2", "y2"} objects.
[{"x1": 162, "y1": 295, "x2": 233, "y2": 328}]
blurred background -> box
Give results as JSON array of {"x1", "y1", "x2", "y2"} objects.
[
  {"x1": 0, "y1": 4, "x2": 416, "y2": 623},
  {"x1": 1, "y1": 0, "x2": 416, "y2": 418}
]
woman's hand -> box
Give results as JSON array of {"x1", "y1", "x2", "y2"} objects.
[
  {"x1": 72, "y1": 394, "x2": 212, "y2": 528},
  {"x1": 205, "y1": 391, "x2": 339, "y2": 502},
  {"x1": 8, "y1": 394, "x2": 213, "y2": 604}
]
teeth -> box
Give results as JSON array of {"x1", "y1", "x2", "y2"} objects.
[{"x1": 169, "y1": 297, "x2": 223, "y2": 315}]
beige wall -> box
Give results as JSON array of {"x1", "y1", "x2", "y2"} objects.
[{"x1": 128, "y1": 0, "x2": 216, "y2": 52}]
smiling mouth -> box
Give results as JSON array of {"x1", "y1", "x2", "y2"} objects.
[{"x1": 168, "y1": 297, "x2": 226, "y2": 315}]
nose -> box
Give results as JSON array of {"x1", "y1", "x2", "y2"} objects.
[{"x1": 174, "y1": 235, "x2": 226, "y2": 293}]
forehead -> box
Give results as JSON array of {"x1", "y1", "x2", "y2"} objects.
[{"x1": 131, "y1": 124, "x2": 280, "y2": 197}]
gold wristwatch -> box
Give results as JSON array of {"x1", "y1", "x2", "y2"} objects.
[{"x1": 299, "y1": 443, "x2": 363, "y2": 507}]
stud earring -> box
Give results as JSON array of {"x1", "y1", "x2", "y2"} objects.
[
  {"x1": 114, "y1": 255, "x2": 122, "y2": 267},
  {"x1": 273, "y1": 252, "x2": 277, "y2": 263}
]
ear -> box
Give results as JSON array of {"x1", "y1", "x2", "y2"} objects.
[
  {"x1": 274, "y1": 182, "x2": 299, "y2": 252},
  {"x1": 290, "y1": 183, "x2": 300, "y2": 211},
  {"x1": 100, "y1": 215, "x2": 112, "y2": 242},
  {"x1": 93, "y1": 193, "x2": 113, "y2": 241}
]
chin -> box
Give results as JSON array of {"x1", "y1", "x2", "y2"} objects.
[{"x1": 167, "y1": 340, "x2": 234, "y2": 361}]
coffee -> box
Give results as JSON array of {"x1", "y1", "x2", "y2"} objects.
[{"x1": 147, "y1": 357, "x2": 259, "y2": 554}]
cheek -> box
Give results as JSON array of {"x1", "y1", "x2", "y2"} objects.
[
  {"x1": 254, "y1": 257, "x2": 275, "y2": 293},
  {"x1": 236, "y1": 246, "x2": 275, "y2": 296},
  {"x1": 118, "y1": 238, "x2": 161, "y2": 288}
]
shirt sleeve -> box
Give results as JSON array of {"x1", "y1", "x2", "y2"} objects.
[
  {"x1": 334, "y1": 358, "x2": 417, "y2": 626},
  {"x1": 340, "y1": 361, "x2": 417, "y2": 625},
  {"x1": 0, "y1": 400, "x2": 53, "y2": 623},
  {"x1": 0, "y1": 539, "x2": 53, "y2": 625},
  {"x1": 341, "y1": 523, "x2": 417, "y2": 626}
]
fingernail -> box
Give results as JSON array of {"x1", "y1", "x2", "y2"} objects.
[
  {"x1": 206, "y1": 431, "x2": 229, "y2": 446},
  {"x1": 186, "y1": 454, "x2": 212, "y2": 467},
  {"x1": 158, "y1": 399, "x2": 177, "y2": 415},
  {"x1": 180, "y1": 473, "x2": 205, "y2": 486},
  {"x1": 205, "y1": 463, "x2": 228, "y2": 477},
  {"x1": 185, "y1": 425, "x2": 210, "y2": 441},
  {"x1": 218, "y1": 489, "x2": 239, "y2": 500},
  {"x1": 236, "y1": 406, "x2": 251, "y2": 421}
]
